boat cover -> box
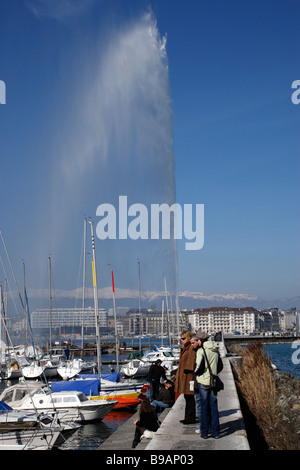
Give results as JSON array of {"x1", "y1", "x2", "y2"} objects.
[
  {"x1": 78, "y1": 372, "x2": 120, "y2": 382},
  {"x1": 128, "y1": 351, "x2": 145, "y2": 359},
  {"x1": 50, "y1": 372, "x2": 119, "y2": 396},
  {"x1": 0, "y1": 401, "x2": 13, "y2": 411},
  {"x1": 51, "y1": 379, "x2": 100, "y2": 395}
]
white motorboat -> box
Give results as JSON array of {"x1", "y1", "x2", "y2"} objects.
[
  {"x1": 0, "y1": 382, "x2": 117, "y2": 423},
  {"x1": 121, "y1": 347, "x2": 179, "y2": 378},
  {"x1": 0, "y1": 401, "x2": 80, "y2": 450},
  {"x1": 0, "y1": 425, "x2": 63, "y2": 450},
  {"x1": 142, "y1": 347, "x2": 179, "y2": 364}
]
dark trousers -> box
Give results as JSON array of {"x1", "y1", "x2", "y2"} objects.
[
  {"x1": 133, "y1": 425, "x2": 146, "y2": 445},
  {"x1": 150, "y1": 381, "x2": 160, "y2": 401},
  {"x1": 184, "y1": 394, "x2": 196, "y2": 423}
]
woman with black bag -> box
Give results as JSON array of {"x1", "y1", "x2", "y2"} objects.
[{"x1": 194, "y1": 332, "x2": 223, "y2": 439}]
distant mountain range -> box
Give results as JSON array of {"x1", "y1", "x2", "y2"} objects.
[
  {"x1": 176, "y1": 292, "x2": 300, "y2": 311},
  {"x1": 26, "y1": 288, "x2": 300, "y2": 312}
]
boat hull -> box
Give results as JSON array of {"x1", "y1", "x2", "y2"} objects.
[
  {"x1": 0, "y1": 428, "x2": 62, "y2": 450},
  {"x1": 19, "y1": 400, "x2": 117, "y2": 423},
  {"x1": 121, "y1": 359, "x2": 151, "y2": 378},
  {"x1": 92, "y1": 395, "x2": 141, "y2": 409}
]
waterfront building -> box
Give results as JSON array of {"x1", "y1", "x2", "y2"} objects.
[
  {"x1": 30, "y1": 307, "x2": 108, "y2": 334},
  {"x1": 126, "y1": 311, "x2": 147, "y2": 336},
  {"x1": 280, "y1": 308, "x2": 299, "y2": 333},
  {"x1": 107, "y1": 317, "x2": 124, "y2": 337},
  {"x1": 187, "y1": 307, "x2": 259, "y2": 335},
  {"x1": 259, "y1": 308, "x2": 281, "y2": 332},
  {"x1": 121, "y1": 309, "x2": 184, "y2": 337}
]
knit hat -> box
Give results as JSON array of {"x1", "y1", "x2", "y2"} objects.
[{"x1": 196, "y1": 332, "x2": 210, "y2": 341}]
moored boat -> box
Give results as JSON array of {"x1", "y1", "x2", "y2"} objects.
[
  {"x1": 121, "y1": 346, "x2": 179, "y2": 378},
  {"x1": 0, "y1": 382, "x2": 117, "y2": 423},
  {"x1": 0, "y1": 400, "x2": 80, "y2": 450},
  {"x1": 50, "y1": 375, "x2": 150, "y2": 409}
]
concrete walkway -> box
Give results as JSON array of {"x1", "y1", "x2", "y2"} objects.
[
  {"x1": 145, "y1": 357, "x2": 249, "y2": 450},
  {"x1": 99, "y1": 343, "x2": 250, "y2": 451}
]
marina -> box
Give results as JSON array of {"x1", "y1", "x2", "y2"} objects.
[{"x1": 0, "y1": 337, "x2": 179, "y2": 450}]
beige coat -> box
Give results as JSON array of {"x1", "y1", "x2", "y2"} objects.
[
  {"x1": 194, "y1": 341, "x2": 220, "y2": 387},
  {"x1": 174, "y1": 342, "x2": 196, "y2": 396}
]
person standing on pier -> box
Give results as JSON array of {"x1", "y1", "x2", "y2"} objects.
[
  {"x1": 190, "y1": 334, "x2": 202, "y2": 423},
  {"x1": 146, "y1": 359, "x2": 167, "y2": 401},
  {"x1": 174, "y1": 330, "x2": 197, "y2": 424},
  {"x1": 194, "y1": 332, "x2": 223, "y2": 439}
]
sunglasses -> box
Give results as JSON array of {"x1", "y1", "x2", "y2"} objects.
[{"x1": 181, "y1": 337, "x2": 186, "y2": 340}]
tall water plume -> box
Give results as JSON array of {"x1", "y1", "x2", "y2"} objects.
[{"x1": 37, "y1": 10, "x2": 178, "y2": 308}]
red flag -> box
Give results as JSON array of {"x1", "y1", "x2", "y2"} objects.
[{"x1": 111, "y1": 270, "x2": 115, "y2": 293}]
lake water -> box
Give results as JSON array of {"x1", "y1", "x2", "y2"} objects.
[
  {"x1": 59, "y1": 351, "x2": 148, "y2": 450},
  {"x1": 264, "y1": 341, "x2": 300, "y2": 378}
]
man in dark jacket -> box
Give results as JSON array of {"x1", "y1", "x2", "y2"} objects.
[
  {"x1": 147, "y1": 359, "x2": 167, "y2": 401},
  {"x1": 151, "y1": 380, "x2": 175, "y2": 414}
]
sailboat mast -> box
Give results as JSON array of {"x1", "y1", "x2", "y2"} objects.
[
  {"x1": 0, "y1": 283, "x2": 3, "y2": 364},
  {"x1": 164, "y1": 277, "x2": 171, "y2": 346},
  {"x1": 161, "y1": 299, "x2": 164, "y2": 347},
  {"x1": 1, "y1": 281, "x2": 9, "y2": 352},
  {"x1": 23, "y1": 262, "x2": 36, "y2": 359},
  {"x1": 90, "y1": 221, "x2": 102, "y2": 380},
  {"x1": 23, "y1": 262, "x2": 28, "y2": 348},
  {"x1": 48, "y1": 257, "x2": 52, "y2": 358},
  {"x1": 111, "y1": 269, "x2": 119, "y2": 371},
  {"x1": 81, "y1": 217, "x2": 87, "y2": 352},
  {"x1": 0, "y1": 283, "x2": 8, "y2": 370},
  {"x1": 138, "y1": 260, "x2": 142, "y2": 352}
]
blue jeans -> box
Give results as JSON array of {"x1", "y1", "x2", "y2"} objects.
[
  {"x1": 151, "y1": 400, "x2": 171, "y2": 414},
  {"x1": 198, "y1": 384, "x2": 220, "y2": 438}
]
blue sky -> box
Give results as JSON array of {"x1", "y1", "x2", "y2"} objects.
[{"x1": 0, "y1": 0, "x2": 299, "y2": 308}]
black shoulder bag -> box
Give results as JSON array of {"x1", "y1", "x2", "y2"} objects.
[{"x1": 202, "y1": 347, "x2": 224, "y2": 392}]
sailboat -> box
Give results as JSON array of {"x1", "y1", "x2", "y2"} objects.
[
  {"x1": 57, "y1": 357, "x2": 85, "y2": 380},
  {"x1": 56, "y1": 219, "x2": 97, "y2": 380},
  {"x1": 21, "y1": 258, "x2": 57, "y2": 380}
]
